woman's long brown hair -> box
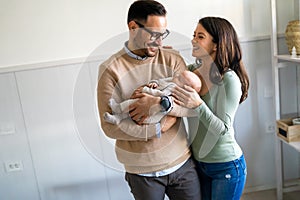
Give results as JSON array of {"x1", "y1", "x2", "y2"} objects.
[{"x1": 199, "y1": 17, "x2": 249, "y2": 103}]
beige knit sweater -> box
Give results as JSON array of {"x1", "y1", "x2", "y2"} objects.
[{"x1": 97, "y1": 48, "x2": 191, "y2": 174}]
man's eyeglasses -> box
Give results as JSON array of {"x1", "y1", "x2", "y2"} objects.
[{"x1": 134, "y1": 21, "x2": 170, "y2": 41}]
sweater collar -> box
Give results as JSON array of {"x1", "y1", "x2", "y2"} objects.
[{"x1": 124, "y1": 42, "x2": 148, "y2": 61}]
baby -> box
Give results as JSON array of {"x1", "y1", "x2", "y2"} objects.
[{"x1": 104, "y1": 70, "x2": 201, "y2": 125}]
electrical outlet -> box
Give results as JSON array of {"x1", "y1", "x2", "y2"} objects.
[
  {"x1": 264, "y1": 87, "x2": 273, "y2": 98},
  {"x1": 4, "y1": 161, "x2": 23, "y2": 172},
  {"x1": 0, "y1": 123, "x2": 15, "y2": 136},
  {"x1": 265, "y1": 122, "x2": 276, "y2": 133}
]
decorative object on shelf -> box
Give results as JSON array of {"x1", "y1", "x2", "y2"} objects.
[
  {"x1": 285, "y1": 20, "x2": 300, "y2": 55},
  {"x1": 291, "y1": 46, "x2": 297, "y2": 58},
  {"x1": 277, "y1": 118, "x2": 300, "y2": 142},
  {"x1": 292, "y1": 117, "x2": 300, "y2": 125}
]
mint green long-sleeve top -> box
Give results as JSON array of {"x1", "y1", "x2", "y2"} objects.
[{"x1": 190, "y1": 70, "x2": 243, "y2": 163}]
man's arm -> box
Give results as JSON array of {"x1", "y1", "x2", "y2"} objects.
[
  {"x1": 160, "y1": 115, "x2": 177, "y2": 132},
  {"x1": 128, "y1": 50, "x2": 189, "y2": 128},
  {"x1": 97, "y1": 66, "x2": 159, "y2": 141},
  {"x1": 143, "y1": 83, "x2": 199, "y2": 119}
]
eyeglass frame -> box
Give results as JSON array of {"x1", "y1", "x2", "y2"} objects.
[{"x1": 134, "y1": 21, "x2": 170, "y2": 41}]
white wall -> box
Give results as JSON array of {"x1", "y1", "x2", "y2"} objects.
[
  {"x1": 0, "y1": 0, "x2": 299, "y2": 199},
  {"x1": 0, "y1": 0, "x2": 294, "y2": 68}
]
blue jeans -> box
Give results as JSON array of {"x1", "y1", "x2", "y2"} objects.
[{"x1": 196, "y1": 155, "x2": 247, "y2": 200}]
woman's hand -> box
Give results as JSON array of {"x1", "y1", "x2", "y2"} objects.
[{"x1": 172, "y1": 85, "x2": 202, "y2": 109}]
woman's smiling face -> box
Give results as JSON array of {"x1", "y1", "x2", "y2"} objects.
[{"x1": 191, "y1": 23, "x2": 217, "y2": 60}]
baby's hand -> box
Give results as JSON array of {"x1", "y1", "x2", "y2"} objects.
[
  {"x1": 131, "y1": 85, "x2": 145, "y2": 98},
  {"x1": 147, "y1": 82, "x2": 158, "y2": 89}
]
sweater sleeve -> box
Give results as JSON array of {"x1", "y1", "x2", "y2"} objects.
[{"x1": 97, "y1": 65, "x2": 158, "y2": 141}]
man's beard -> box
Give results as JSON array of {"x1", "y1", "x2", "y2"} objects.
[
  {"x1": 145, "y1": 41, "x2": 160, "y2": 57},
  {"x1": 133, "y1": 37, "x2": 160, "y2": 58}
]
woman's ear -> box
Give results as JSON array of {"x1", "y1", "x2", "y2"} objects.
[{"x1": 212, "y1": 43, "x2": 217, "y2": 52}]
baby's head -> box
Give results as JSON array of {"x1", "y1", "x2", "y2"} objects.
[{"x1": 173, "y1": 71, "x2": 202, "y2": 93}]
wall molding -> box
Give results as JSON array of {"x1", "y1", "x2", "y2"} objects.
[
  {"x1": 0, "y1": 56, "x2": 107, "y2": 74},
  {"x1": 240, "y1": 33, "x2": 285, "y2": 43},
  {"x1": 0, "y1": 33, "x2": 286, "y2": 74}
]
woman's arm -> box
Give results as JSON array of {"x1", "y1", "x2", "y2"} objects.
[{"x1": 172, "y1": 72, "x2": 242, "y2": 136}]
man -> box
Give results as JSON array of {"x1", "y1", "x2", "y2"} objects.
[{"x1": 97, "y1": 1, "x2": 201, "y2": 200}]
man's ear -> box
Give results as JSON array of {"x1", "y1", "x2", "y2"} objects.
[
  {"x1": 128, "y1": 21, "x2": 138, "y2": 36},
  {"x1": 128, "y1": 21, "x2": 138, "y2": 31}
]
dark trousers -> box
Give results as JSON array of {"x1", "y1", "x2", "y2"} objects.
[{"x1": 125, "y1": 158, "x2": 201, "y2": 200}]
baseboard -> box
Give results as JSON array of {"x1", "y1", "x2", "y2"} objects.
[{"x1": 243, "y1": 184, "x2": 276, "y2": 194}]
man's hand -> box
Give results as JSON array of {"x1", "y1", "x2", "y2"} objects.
[
  {"x1": 129, "y1": 92, "x2": 161, "y2": 125},
  {"x1": 160, "y1": 115, "x2": 177, "y2": 132}
]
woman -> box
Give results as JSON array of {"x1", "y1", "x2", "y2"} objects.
[{"x1": 172, "y1": 17, "x2": 249, "y2": 200}]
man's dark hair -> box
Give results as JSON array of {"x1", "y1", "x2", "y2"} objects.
[{"x1": 127, "y1": 0, "x2": 167, "y2": 24}]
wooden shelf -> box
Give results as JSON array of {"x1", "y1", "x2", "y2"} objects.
[
  {"x1": 271, "y1": 1, "x2": 300, "y2": 199},
  {"x1": 279, "y1": 137, "x2": 300, "y2": 152},
  {"x1": 276, "y1": 55, "x2": 300, "y2": 63}
]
